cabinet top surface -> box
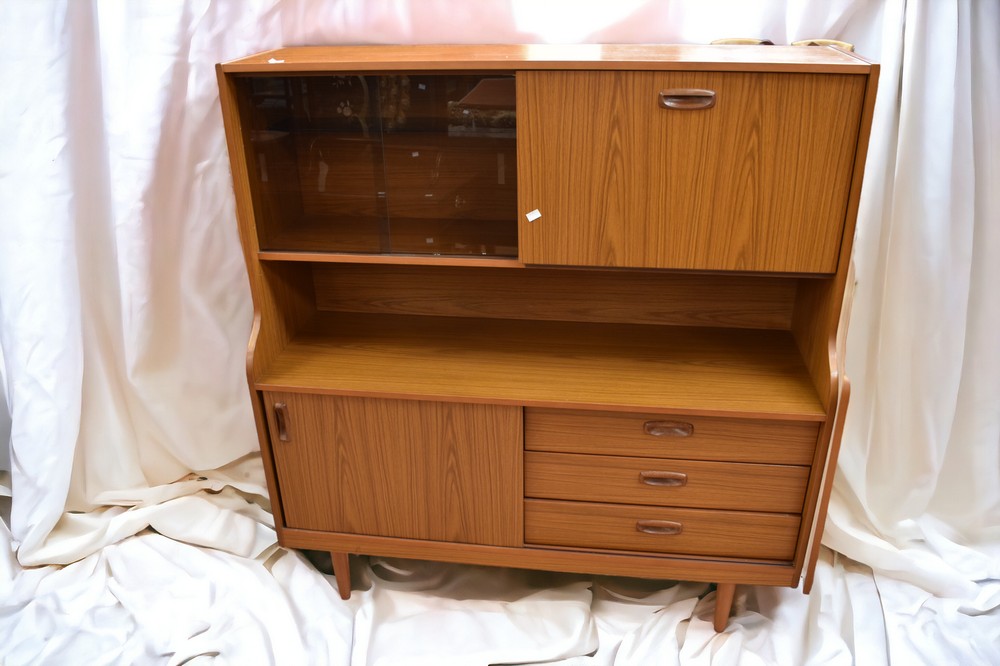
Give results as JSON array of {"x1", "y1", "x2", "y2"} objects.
[{"x1": 220, "y1": 43, "x2": 872, "y2": 74}]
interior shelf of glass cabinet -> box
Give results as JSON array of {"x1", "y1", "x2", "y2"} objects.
[
  {"x1": 255, "y1": 312, "x2": 826, "y2": 419},
  {"x1": 258, "y1": 215, "x2": 518, "y2": 256},
  {"x1": 258, "y1": 251, "x2": 523, "y2": 267}
]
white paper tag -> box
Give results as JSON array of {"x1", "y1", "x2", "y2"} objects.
[
  {"x1": 525, "y1": 209, "x2": 542, "y2": 222},
  {"x1": 267, "y1": 58, "x2": 285, "y2": 64}
]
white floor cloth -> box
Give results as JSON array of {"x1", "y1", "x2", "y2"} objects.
[{"x1": 1, "y1": 1, "x2": 999, "y2": 664}]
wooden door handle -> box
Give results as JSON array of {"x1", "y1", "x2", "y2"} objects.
[
  {"x1": 636, "y1": 520, "x2": 683, "y2": 535},
  {"x1": 658, "y1": 89, "x2": 716, "y2": 110},
  {"x1": 639, "y1": 470, "x2": 688, "y2": 487},
  {"x1": 274, "y1": 402, "x2": 290, "y2": 442},
  {"x1": 643, "y1": 420, "x2": 694, "y2": 437}
]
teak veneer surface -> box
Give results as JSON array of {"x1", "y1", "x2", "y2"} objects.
[
  {"x1": 221, "y1": 44, "x2": 870, "y2": 73},
  {"x1": 281, "y1": 528, "x2": 801, "y2": 586},
  {"x1": 524, "y1": 408, "x2": 820, "y2": 465},
  {"x1": 255, "y1": 312, "x2": 826, "y2": 419},
  {"x1": 524, "y1": 452, "x2": 810, "y2": 513},
  {"x1": 524, "y1": 499, "x2": 800, "y2": 560},
  {"x1": 313, "y1": 264, "x2": 797, "y2": 330},
  {"x1": 265, "y1": 392, "x2": 522, "y2": 546},
  {"x1": 518, "y1": 71, "x2": 866, "y2": 272}
]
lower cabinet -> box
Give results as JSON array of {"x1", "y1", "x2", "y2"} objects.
[
  {"x1": 263, "y1": 392, "x2": 522, "y2": 547},
  {"x1": 262, "y1": 393, "x2": 815, "y2": 565},
  {"x1": 259, "y1": 391, "x2": 820, "y2": 631}
]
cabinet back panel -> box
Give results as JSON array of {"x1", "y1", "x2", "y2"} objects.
[{"x1": 313, "y1": 264, "x2": 795, "y2": 329}]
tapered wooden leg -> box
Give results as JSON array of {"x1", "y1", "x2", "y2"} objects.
[
  {"x1": 331, "y1": 552, "x2": 352, "y2": 600},
  {"x1": 713, "y1": 583, "x2": 736, "y2": 632}
]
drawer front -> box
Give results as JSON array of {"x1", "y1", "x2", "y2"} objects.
[
  {"x1": 525, "y1": 408, "x2": 819, "y2": 465},
  {"x1": 524, "y1": 452, "x2": 808, "y2": 513},
  {"x1": 524, "y1": 499, "x2": 799, "y2": 561}
]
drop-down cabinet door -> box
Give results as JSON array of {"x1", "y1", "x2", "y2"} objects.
[
  {"x1": 517, "y1": 70, "x2": 867, "y2": 273},
  {"x1": 264, "y1": 392, "x2": 523, "y2": 546}
]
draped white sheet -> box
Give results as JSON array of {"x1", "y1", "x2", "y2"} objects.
[{"x1": 1, "y1": 1, "x2": 997, "y2": 663}]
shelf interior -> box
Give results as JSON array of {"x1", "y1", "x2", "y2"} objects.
[
  {"x1": 238, "y1": 73, "x2": 518, "y2": 259},
  {"x1": 255, "y1": 311, "x2": 825, "y2": 419},
  {"x1": 259, "y1": 215, "x2": 518, "y2": 257}
]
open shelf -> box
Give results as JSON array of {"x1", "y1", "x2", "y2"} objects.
[{"x1": 255, "y1": 312, "x2": 826, "y2": 419}]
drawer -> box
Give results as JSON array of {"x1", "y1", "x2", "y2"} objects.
[
  {"x1": 524, "y1": 452, "x2": 809, "y2": 513},
  {"x1": 524, "y1": 499, "x2": 800, "y2": 561},
  {"x1": 525, "y1": 408, "x2": 819, "y2": 465}
]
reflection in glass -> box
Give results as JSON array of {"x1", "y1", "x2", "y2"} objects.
[{"x1": 238, "y1": 74, "x2": 517, "y2": 258}]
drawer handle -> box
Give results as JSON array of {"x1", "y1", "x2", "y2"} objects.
[
  {"x1": 658, "y1": 89, "x2": 716, "y2": 110},
  {"x1": 274, "y1": 402, "x2": 290, "y2": 442},
  {"x1": 643, "y1": 420, "x2": 694, "y2": 437},
  {"x1": 636, "y1": 520, "x2": 683, "y2": 536},
  {"x1": 639, "y1": 471, "x2": 688, "y2": 487}
]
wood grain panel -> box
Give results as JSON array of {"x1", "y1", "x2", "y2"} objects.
[
  {"x1": 256, "y1": 313, "x2": 826, "y2": 419},
  {"x1": 313, "y1": 264, "x2": 796, "y2": 329},
  {"x1": 525, "y1": 408, "x2": 819, "y2": 464},
  {"x1": 792, "y1": 68, "x2": 880, "y2": 409},
  {"x1": 524, "y1": 452, "x2": 809, "y2": 512},
  {"x1": 525, "y1": 500, "x2": 800, "y2": 560},
  {"x1": 803, "y1": 378, "x2": 851, "y2": 592},
  {"x1": 518, "y1": 71, "x2": 866, "y2": 272},
  {"x1": 221, "y1": 44, "x2": 870, "y2": 74},
  {"x1": 281, "y1": 527, "x2": 801, "y2": 587},
  {"x1": 218, "y1": 71, "x2": 314, "y2": 382},
  {"x1": 263, "y1": 392, "x2": 522, "y2": 546}
]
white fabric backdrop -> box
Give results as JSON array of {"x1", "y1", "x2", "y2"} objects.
[{"x1": 1, "y1": 0, "x2": 997, "y2": 663}]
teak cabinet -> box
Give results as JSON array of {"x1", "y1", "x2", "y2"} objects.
[{"x1": 217, "y1": 44, "x2": 878, "y2": 631}]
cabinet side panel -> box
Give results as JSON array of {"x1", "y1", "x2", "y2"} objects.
[
  {"x1": 217, "y1": 69, "x2": 316, "y2": 380},
  {"x1": 264, "y1": 393, "x2": 522, "y2": 547},
  {"x1": 792, "y1": 67, "x2": 879, "y2": 409}
]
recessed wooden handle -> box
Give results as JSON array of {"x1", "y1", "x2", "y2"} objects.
[
  {"x1": 639, "y1": 470, "x2": 688, "y2": 487},
  {"x1": 274, "y1": 402, "x2": 290, "y2": 442},
  {"x1": 636, "y1": 520, "x2": 683, "y2": 535},
  {"x1": 643, "y1": 420, "x2": 694, "y2": 437},
  {"x1": 658, "y1": 89, "x2": 716, "y2": 110}
]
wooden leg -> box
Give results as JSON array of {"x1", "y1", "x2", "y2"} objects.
[
  {"x1": 331, "y1": 552, "x2": 352, "y2": 600},
  {"x1": 713, "y1": 583, "x2": 736, "y2": 632}
]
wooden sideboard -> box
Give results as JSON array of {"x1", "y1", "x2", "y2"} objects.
[{"x1": 217, "y1": 44, "x2": 878, "y2": 631}]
